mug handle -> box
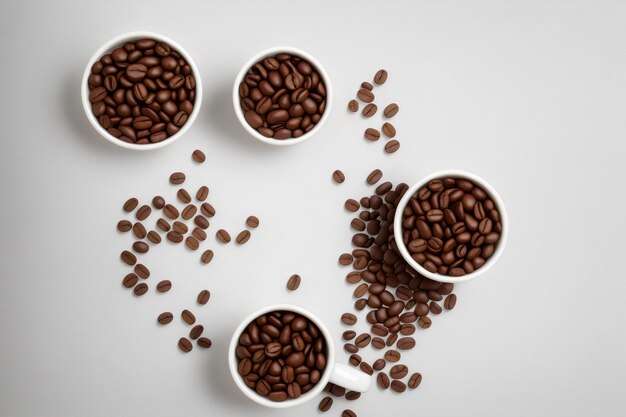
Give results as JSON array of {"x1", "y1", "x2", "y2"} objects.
[{"x1": 329, "y1": 363, "x2": 372, "y2": 392}]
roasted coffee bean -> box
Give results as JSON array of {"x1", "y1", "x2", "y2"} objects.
[
  {"x1": 330, "y1": 384, "x2": 346, "y2": 397},
  {"x1": 373, "y1": 358, "x2": 386, "y2": 371},
  {"x1": 361, "y1": 81, "x2": 373, "y2": 91},
  {"x1": 169, "y1": 172, "x2": 185, "y2": 184},
  {"x1": 390, "y1": 364, "x2": 408, "y2": 379},
  {"x1": 345, "y1": 199, "x2": 360, "y2": 212},
  {"x1": 157, "y1": 218, "x2": 171, "y2": 232},
  {"x1": 236, "y1": 230, "x2": 251, "y2": 245},
  {"x1": 194, "y1": 215, "x2": 209, "y2": 229},
  {"x1": 397, "y1": 337, "x2": 415, "y2": 350},
  {"x1": 120, "y1": 250, "x2": 137, "y2": 265},
  {"x1": 178, "y1": 337, "x2": 192, "y2": 353},
  {"x1": 197, "y1": 337, "x2": 212, "y2": 348},
  {"x1": 339, "y1": 253, "x2": 354, "y2": 265},
  {"x1": 157, "y1": 311, "x2": 173, "y2": 325},
  {"x1": 287, "y1": 274, "x2": 301, "y2": 291},
  {"x1": 133, "y1": 241, "x2": 149, "y2": 254},
  {"x1": 384, "y1": 140, "x2": 400, "y2": 154},
  {"x1": 177, "y1": 188, "x2": 191, "y2": 204},
  {"x1": 344, "y1": 343, "x2": 358, "y2": 353},
  {"x1": 192, "y1": 149, "x2": 205, "y2": 163},
  {"x1": 181, "y1": 309, "x2": 196, "y2": 325},
  {"x1": 319, "y1": 396, "x2": 333, "y2": 412},
  {"x1": 196, "y1": 186, "x2": 209, "y2": 201},
  {"x1": 332, "y1": 170, "x2": 346, "y2": 184},
  {"x1": 366, "y1": 169, "x2": 383, "y2": 185},
  {"x1": 122, "y1": 273, "x2": 138, "y2": 288},
  {"x1": 374, "y1": 69, "x2": 388, "y2": 85},
  {"x1": 117, "y1": 220, "x2": 132, "y2": 232},
  {"x1": 147, "y1": 230, "x2": 161, "y2": 244},
  {"x1": 345, "y1": 391, "x2": 360, "y2": 401},
  {"x1": 348, "y1": 100, "x2": 359, "y2": 112},
  {"x1": 136, "y1": 205, "x2": 151, "y2": 221},
  {"x1": 134, "y1": 264, "x2": 150, "y2": 279},
  {"x1": 382, "y1": 122, "x2": 396, "y2": 138},
  {"x1": 181, "y1": 205, "x2": 197, "y2": 220},
  {"x1": 192, "y1": 227, "x2": 207, "y2": 241},
  {"x1": 186, "y1": 236, "x2": 199, "y2": 250},
  {"x1": 342, "y1": 410, "x2": 357, "y2": 417},
  {"x1": 197, "y1": 289, "x2": 210, "y2": 305},
  {"x1": 383, "y1": 103, "x2": 399, "y2": 118},
  {"x1": 408, "y1": 372, "x2": 422, "y2": 389},
  {"x1": 377, "y1": 371, "x2": 390, "y2": 389},
  {"x1": 343, "y1": 330, "x2": 357, "y2": 340},
  {"x1": 390, "y1": 380, "x2": 406, "y2": 393},
  {"x1": 359, "y1": 361, "x2": 373, "y2": 375},
  {"x1": 163, "y1": 204, "x2": 179, "y2": 219},
  {"x1": 357, "y1": 88, "x2": 375, "y2": 103},
  {"x1": 362, "y1": 103, "x2": 377, "y2": 117},
  {"x1": 167, "y1": 231, "x2": 183, "y2": 243},
  {"x1": 156, "y1": 280, "x2": 171, "y2": 293},
  {"x1": 355, "y1": 333, "x2": 371, "y2": 348},
  {"x1": 190, "y1": 324, "x2": 204, "y2": 340},
  {"x1": 385, "y1": 350, "x2": 401, "y2": 362},
  {"x1": 200, "y1": 249, "x2": 214, "y2": 264},
  {"x1": 444, "y1": 293, "x2": 457, "y2": 310},
  {"x1": 349, "y1": 353, "x2": 362, "y2": 366},
  {"x1": 364, "y1": 128, "x2": 381, "y2": 141},
  {"x1": 341, "y1": 313, "x2": 357, "y2": 325},
  {"x1": 216, "y1": 229, "x2": 231, "y2": 243},
  {"x1": 246, "y1": 215, "x2": 259, "y2": 228},
  {"x1": 133, "y1": 282, "x2": 148, "y2": 296}
]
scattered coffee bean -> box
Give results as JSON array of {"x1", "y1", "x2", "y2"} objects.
[
  {"x1": 287, "y1": 274, "x2": 301, "y2": 291},
  {"x1": 348, "y1": 100, "x2": 359, "y2": 112},
  {"x1": 408, "y1": 372, "x2": 422, "y2": 389},
  {"x1": 192, "y1": 227, "x2": 207, "y2": 241},
  {"x1": 190, "y1": 324, "x2": 204, "y2": 340},
  {"x1": 418, "y1": 316, "x2": 432, "y2": 329},
  {"x1": 196, "y1": 186, "x2": 209, "y2": 201},
  {"x1": 201, "y1": 249, "x2": 214, "y2": 264},
  {"x1": 134, "y1": 264, "x2": 150, "y2": 279},
  {"x1": 349, "y1": 353, "x2": 362, "y2": 366},
  {"x1": 156, "y1": 280, "x2": 171, "y2": 293},
  {"x1": 192, "y1": 149, "x2": 205, "y2": 163},
  {"x1": 319, "y1": 396, "x2": 333, "y2": 412},
  {"x1": 385, "y1": 350, "x2": 401, "y2": 362},
  {"x1": 345, "y1": 391, "x2": 360, "y2": 401},
  {"x1": 359, "y1": 361, "x2": 373, "y2": 375},
  {"x1": 342, "y1": 410, "x2": 357, "y2": 417},
  {"x1": 384, "y1": 140, "x2": 400, "y2": 154},
  {"x1": 123, "y1": 198, "x2": 139, "y2": 212},
  {"x1": 361, "y1": 81, "x2": 373, "y2": 91},
  {"x1": 170, "y1": 172, "x2": 185, "y2": 185},
  {"x1": 216, "y1": 229, "x2": 231, "y2": 243},
  {"x1": 330, "y1": 384, "x2": 345, "y2": 397},
  {"x1": 246, "y1": 215, "x2": 259, "y2": 228},
  {"x1": 332, "y1": 169, "x2": 346, "y2": 184},
  {"x1": 343, "y1": 330, "x2": 357, "y2": 340},
  {"x1": 364, "y1": 128, "x2": 380, "y2": 141},
  {"x1": 366, "y1": 169, "x2": 383, "y2": 185},
  {"x1": 185, "y1": 236, "x2": 199, "y2": 250},
  {"x1": 136, "y1": 205, "x2": 151, "y2": 221},
  {"x1": 172, "y1": 221, "x2": 188, "y2": 234},
  {"x1": 201, "y1": 203, "x2": 216, "y2": 217},
  {"x1": 152, "y1": 196, "x2": 165, "y2": 209},
  {"x1": 194, "y1": 215, "x2": 209, "y2": 229},
  {"x1": 167, "y1": 231, "x2": 183, "y2": 243},
  {"x1": 341, "y1": 313, "x2": 357, "y2": 325},
  {"x1": 390, "y1": 380, "x2": 406, "y2": 393},
  {"x1": 444, "y1": 294, "x2": 457, "y2": 310},
  {"x1": 357, "y1": 88, "x2": 374, "y2": 103},
  {"x1": 377, "y1": 372, "x2": 390, "y2": 389},
  {"x1": 158, "y1": 311, "x2": 173, "y2": 325},
  {"x1": 345, "y1": 343, "x2": 359, "y2": 353},
  {"x1": 163, "y1": 204, "x2": 179, "y2": 219},
  {"x1": 181, "y1": 309, "x2": 196, "y2": 325},
  {"x1": 396, "y1": 337, "x2": 415, "y2": 350},
  {"x1": 178, "y1": 337, "x2": 192, "y2": 353},
  {"x1": 383, "y1": 103, "x2": 399, "y2": 118},
  {"x1": 122, "y1": 273, "x2": 138, "y2": 288},
  {"x1": 339, "y1": 253, "x2": 354, "y2": 265},
  {"x1": 236, "y1": 230, "x2": 251, "y2": 245},
  {"x1": 373, "y1": 358, "x2": 386, "y2": 371},
  {"x1": 177, "y1": 188, "x2": 191, "y2": 203},
  {"x1": 390, "y1": 364, "x2": 408, "y2": 379},
  {"x1": 345, "y1": 199, "x2": 360, "y2": 212},
  {"x1": 120, "y1": 250, "x2": 137, "y2": 265},
  {"x1": 147, "y1": 230, "x2": 161, "y2": 244},
  {"x1": 157, "y1": 218, "x2": 171, "y2": 232},
  {"x1": 133, "y1": 241, "x2": 149, "y2": 254},
  {"x1": 382, "y1": 122, "x2": 396, "y2": 138},
  {"x1": 362, "y1": 103, "x2": 377, "y2": 118},
  {"x1": 374, "y1": 69, "x2": 388, "y2": 85},
  {"x1": 132, "y1": 222, "x2": 147, "y2": 239},
  {"x1": 355, "y1": 333, "x2": 371, "y2": 348},
  {"x1": 197, "y1": 289, "x2": 210, "y2": 305},
  {"x1": 197, "y1": 337, "x2": 212, "y2": 348},
  {"x1": 134, "y1": 282, "x2": 148, "y2": 296},
  {"x1": 117, "y1": 220, "x2": 132, "y2": 232}
]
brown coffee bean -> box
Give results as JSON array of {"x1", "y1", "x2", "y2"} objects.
[
  {"x1": 197, "y1": 289, "x2": 211, "y2": 305},
  {"x1": 341, "y1": 313, "x2": 357, "y2": 325},
  {"x1": 156, "y1": 280, "x2": 171, "y2": 293},
  {"x1": 157, "y1": 311, "x2": 173, "y2": 325},
  {"x1": 349, "y1": 353, "x2": 362, "y2": 366},
  {"x1": 342, "y1": 410, "x2": 357, "y2": 417},
  {"x1": 177, "y1": 189, "x2": 191, "y2": 204},
  {"x1": 122, "y1": 273, "x2": 138, "y2": 288},
  {"x1": 384, "y1": 140, "x2": 400, "y2": 154},
  {"x1": 194, "y1": 215, "x2": 209, "y2": 229},
  {"x1": 345, "y1": 199, "x2": 360, "y2": 212},
  {"x1": 192, "y1": 149, "x2": 205, "y2": 163},
  {"x1": 132, "y1": 223, "x2": 147, "y2": 239},
  {"x1": 181, "y1": 309, "x2": 196, "y2": 325},
  {"x1": 348, "y1": 100, "x2": 359, "y2": 112},
  {"x1": 390, "y1": 380, "x2": 406, "y2": 393},
  {"x1": 216, "y1": 229, "x2": 231, "y2": 243},
  {"x1": 136, "y1": 205, "x2": 151, "y2": 221},
  {"x1": 197, "y1": 337, "x2": 212, "y2": 348},
  {"x1": 185, "y1": 236, "x2": 199, "y2": 250},
  {"x1": 117, "y1": 220, "x2": 132, "y2": 232},
  {"x1": 357, "y1": 88, "x2": 375, "y2": 103},
  {"x1": 134, "y1": 264, "x2": 150, "y2": 279},
  {"x1": 178, "y1": 337, "x2": 192, "y2": 353},
  {"x1": 373, "y1": 358, "x2": 386, "y2": 371},
  {"x1": 339, "y1": 253, "x2": 354, "y2": 265},
  {"x1": 287, "y1": 274, "x2": 301, "y2": 291},
  {"x1": 167, "y1": 231, "x2": 183, "y2": 243},
  {"x1": 246, "y1": 215, "x2": 259, "y2": 228},
  {"x1": 132, "y1": 241, "x2": 149, "y2": 254},
  {"x1": 201, "y1": 249, "x2": 214, "y2": 264},
  {"x1": 330, "y1": 384, "x2": 346, "y2": 397},
  {"x1": 343, "y1": 330, "x2": 357, "y2": 340},
  {"x1": 163, "y1": 204, "x2": 179, "y2": 219},
  {"x1": 355, "y1": 333, "x2": 371, "y2": 348},
  {"x1": 120, "y1": 250, "x2": 136, "y2": 265},
  {"x1": 408, "y1": 372, "x2": 422, "y2": 389},
  {"x1": 190, "y1": 324, "x2": 204, "y2": 340},
  {"x1": 418, "y1": 316, "x2": 432, "y2": 329},
  {"x1": 345, "y1": 391, "x2": 360, "y2": 401},
  {"x1": 319, "y1": 396, "x2": 333, "y2": 412},
  {"x1": 444, "y1": 293, "x2": 457, "y2": 310},
  {"x1": 192, "y1": 227, "x2": 207, "y2": 241},
  {"x1": 361, "y1": 81, "x2": 373, "y2": 91},
  {"x1": 180, "y1": 205, "x2": 196, "y2": 221},
  {"x1": 383, "y1": 103, "x2": 399, "y2": 118},
  {"x1": 367, "y1": 169, "x2": 383, "y2": 185},
  {"x1": 133, "y1": 282, "x2": 148, "y2": 296},
  {"x1": 364, "y1": 128, "x2": 381, "y2": 141},
  {"x1": 169, "y1": 172, "x2": 185, "y2": 184},
  {"x1": 332, "y1": 170, "x2": 345, "y2": 184},
  {"x1": 362, "y1": 103, "x2": 377, "y2": 117},
  {"x1": 147, "y1": 230, "x2": 161, "y2": 244},
  {"x1": 374, "y1": 69, "x2": 388, "y2": 85},
  {"x1": 236, "y1": 230, "x2": 251, "y2": 245},
  {"x1": 359, "y1": 361, "x2": 373, "y2": 375},
  {"x1": 377, "y1": 371, "x2": 390, "y2": 389},
  {"x1": 385, "y1": 350, "x2": 401, "y2": 362},
  {"x1": 196, "y1": 186, "x2": 209, "y2": 201},
  {"x1": 382, "y1": 122, "x2": 396, "y2": 138},
  {"x1": 344, "y1": 343, "x2": 358, "y2": 353},
  {"x1": 390, "y1": 364, "x2": 408, "y2": 379}
]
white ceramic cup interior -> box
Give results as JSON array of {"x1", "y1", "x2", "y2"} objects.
[
  {"x1": 232, "y1": 46, "x2": 332, "y2": 146},
  {"x1": 81, "y1": 31, "x2": 203, "y2": 150},
  {"x1": 393, "y1": 170, "x2": 508, "y2": 283},
  {"x1": 228, "y1": 304, "x2": 371, "y2": 409}
]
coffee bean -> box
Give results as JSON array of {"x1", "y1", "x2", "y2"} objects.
[
  {"x1": 236, "y1": 230, "x2": 251, "y2": 245},
  {"x1": 197, "y1": 337, "x2": 212, "y2": 348},
  {"x1": 384, "y1": 140, "x2": 400, "y2": 154},
  {"x1": 167, "y1": 231, "x2": 183, "y2": 243},
  {"x1": 120, "y1": 250, "x2": 136, "y2": 265},
  {"x1": 332, "y1": 170, "x2": 345, "y2": 184},
  {"x1": 134, "y1": 264, "x2": 150, "y2": 279},
  {"x1": 330, "y1": 384, "x2": 346, "y2": 397},
  {"x1": 345, "y1": 391, "x2": 360, "y2": 401},
  {"x1": 357, "y1": 88, "x2": 375, "y2": 103},
  {"x1": 132, "y1": 222, "x2": 147, "y2": 239},
  {"x1": 197, "y1": 289, "x2": 210, "y2": 305},
  {"x1": 362, "y1": 103, "x2": 377, "y2": 117},
  {"x1": 169, "y1": 172, "x2": 185, "y2": 184},
  {"x1": 349, "y1": 353, "x2": 362, "y2": 366},
  {"x1": 122, "y1": 273, "x2": 138, "y2": 288},
  {"x1": 339, "y1": 253, "x2": 354, "y2": 265},
  {"x1": 147, "y1": 230, "x2": 161, "y2": 244},
  {"x1": 377, "y1": 372, "x2": 390, "y2": 389},
  {"x1": 201, "y1": 249, "x2": 214, "y2": 264},
  {"x1": 157, "y1": 218, "x2": 171, "y2": 232},
  {"x1": 181, "y1": 309, "x2": 196, "y2": 325},
  {"x1": 132, "y1": 241, "x2": 149, "y2": 254},
  {"x1": 355, "y1": 333, "x2": 371, "y2": 348},
  {"x1": 444, "y1": 293, "x2": 457, "y2": 310},
  {"x1": 287, "y1": 274, "x2": 301, "y2": 291},
  {"x1": 117, "y1": 220, "x2": 132, "y2": 232},
  {"x1": 374, "y1": 69, "x2": 388, "y2": 85},
  {"x1": 319, "y1": 396, "x2": 333, "y2": 412},
  {"x1": 133, "y1": 282, "x2": 148, "y2": 296},
  {"x1": 158, "y1": 311, "x2": 173, "y2": 325},
  {"x1": 382, "y1": 122, "x2": 396, "y2": 138},
  {"x1": 367, "y1": 169, "x2": 383, "y2": 185},
  {"x1": 185, "y1": 236, "x2": 199, "y2": 251},
  {"x1": 156, "y1": 280, "x2": 171, "y2": 293},
  {"x1": 342, "y1": 410, "x2": 357, "y2": 417},
  {"x1": 361, "y1": 81, "x2": 374, "y2": 91},
  {"x1": 246, "y1": 215, "x2": 259, "y2": 228},
  {"x1": 343, "y1": 330, "x2": 357, "y2": 340},
  {"x1": 178, "y1": 337, "x2": 192, "y2": 353},
  {"x1": 344, "y1": 343, "x2": 358, "y2": 353},
  {"x1": 351, "y1": 218, "x2": 365, "y2": 231},
  {"x1": 177, "y1": 188, "x2": 191, "y2": 204},
  {"x1": 383, "y1": 103, "x2": 399, "y2": 118},
  {"x1": 163, "y1": 204, "x2": 179, "y2": 219},
  {"x1": 196, "y1": 186, "x2": 209, "y2": 201},
  {"x1": 384, "y1": 350, "x2": 401, "y2": 362},
  {"x1": 190, "y1": 324, "x2": 204, "y2": 340},
  {"x1": 390, "y1": 364, "x2": 408, "y2": 379},
  {"x1": 136, "y1": 205, "x2": 151, "y2": 221},
  {"x1": 418, "y1": 316, "x2": 432, "y2": 329},
  {"x1": 364, "y1": 128, "x2": 381, "y2": 141},
  {"x1": 216, "y1": 229, "x2": 231, "y2": 243},
  {"x1": 345, "y1": 199, "x2": 360, "y2": 212},
  {"x1": 359, "y1": 361, "x2": 373, "y2": 375},
  {"x1": 348, "y1": 100, "x2": 359, "y2": 112},
  {"x1": 390, "y1": 380, "x2": 406, "y2": 393},
  {"x1": 192, "y1": 227, "x2": 207, "y2": 241},
  {"x1": 341, "y1": 313, "x2": 357, "y2": 325},
  {"x1": 194, "y1": 215, "x2": 209, "y2": 229},
  {"x1": 407, "y1": 372, "x2": 422, "y2": 389},
  {"x1": 192, "y1": 149, "x2": 205, "y2": 163},
  {"x1": 373, "y1": 358, "x2": 386, "y2": 371}
]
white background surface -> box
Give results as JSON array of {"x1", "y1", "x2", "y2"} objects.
[{"x1": 1, "y1": 1, "x2": 625, "y2": 416}]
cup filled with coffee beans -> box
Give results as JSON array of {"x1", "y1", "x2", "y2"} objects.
[
  {"x1": 229, "y1": 304, "x2": 371, "y2": 408},
  {"x1": 82, "y1": 31, "x2": 202, "y2": 150},
  {"x1": 233, "y1": 47, "x2": 332, "y2": 146},
  {"x1": 393, "y1": 170, "x2": 508, "y2": 283}
]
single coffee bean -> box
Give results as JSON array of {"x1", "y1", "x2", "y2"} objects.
[
  {"x1": 362, "y1": 103, "x2": 377, "y2": 117},
  {"x1": 193, "y1": 227, "x2": 207, "y2": 241},
  {"x1": 355, "y1": 333, "x2": 371, "y2": 348},
  {"x1": 133, "y1": 241, "x2": 149, "y2": 254},
  {"x1": 348, "y1": 100, "x2": 359, "y2": 112},
  {"x1": 408, "y1": 372, "x2": 422, "y2": 389},
  {"x1": 287, "y1": 274, "x2": 301, "y2": 291},
  {"x1": 246, "y1": 215, "x2": 259, "y2": 228},
  {"x1": 364, "y1": 128, "x2": 381, "y2": 141},
  {"x1": 342, "y1": 410, "x2": 357, "y2": 417},
  {"x1": 197, "y1": 337, "x2": 212, "y2": 348},
  {"x1": 330, "y1": 384, "x2": 346, "y2": 397},
  {"x1": 136, "y1": 205, "x2": 151, "y2": 221},
  {"x1": 134, "y1": 264, "x2": 150, "y2": 279},
  {"x1": 345, "y1": 199, "x2": 360, "y2": 212},
  {"x1": 190, "y1": 324, "x2": 204, "y2": 340},
  {"x1": 384, "y1": 140, "x2": 400, "y2": 153},
  {"x1": 359, "y1": 361, "x2": 373, "y2": 375},
  {"x1": 373, "y1": 358, "x2": 386, "y2": 371},
  {"x1": 120, "y1": 250, "x2": 137, "y2": 265},
  {"x1": 444, "y1": 293, "x2": 457, "y2": 310},
  {"x1": 367, "y1": 169, "x2": 383, "y2": 185},
  {"x1": 345, "y1": 391, "x2": 360, "y2": 401},
  {"x1": 194, "y1": 215, "x2": 209, "y2": 229},
  {"x1": 157, "y1": 218, "x2": 171, "y2": 232},
  {"x1": 181, "y1": 205, "x2": 197, "y2": 220},
  {"x1": 374, "y1": 69, "x2": 388, "y2": 85},
  {"x1": 418, "y1": 316, "x2": 432, "y2": 329},
  {"x1": 390, "y1": 364, "x2": 408, "y2": 379},
  {"x1": 349, "y1": 353, "x2": 362, "y2": 366},
  {"x1": 147, "y1": 230, "x2": 161, "y2": 244},
  {"x1": 384, "y1": 350, "x2": 401, "y2": 362},
  {"x1": 169, "y1": 172, "x2": 185, "y2": 184},
  {"x1": 361, "y1": 81, "x2": 373, "y2": 91},
  {"x1": 332, "y1": 169, "x2": 345, "y2": 184},
  {"x1": 156, "y1": 280, "x2": 171, "y2": 293},
  {"x1": 383, "y1": 103, "x2": 399, "y2": 118},
  {"x1": 236, "y1": 230, "x2": 251, "y2": 245},
  {"x1": 181, "y1": 309, "x2": 196, "y2": 325},
  {"x1": 117, "y1": 220, "x2": 132, "y2": 232},
  {"x1": 133, "y1": 282, "x2": 148, "y2": 296},
  {"x1": 163, "y1": 204, "x2": 179, "y2": 219},
  {"x1": 390, "y1": 380, "x2": 406, "y2": 393},
  {"x1": 167, "y1": 231, "x2": 183, "y2": 243},
  {"x1": 216, "y1": 229, "x2": 231, "y2": 243},
  {"x1": 178, "y1": 337, "x2": 192, "y2": 353},
  {"x1": 122, "y1": 273, "x2": 138, "y2": 288},
  {"x1": 196, "y1": 186, "x2": 209, "y2": 201},
  {"x1": 382, "y1": 122, "x2": 396, "y2": 138},
  {"x1": 319, "y1": 396, "x2": 333, "y2": 412},
  {"x1": 377, "y1": 371, "x2": 390, "y2": 389},
  {"x1": 192, "y1": 149, "x2": 205, "y2": 163},
  {"x1": 357, "y1": 88, "x2": 375, "y2": 103},
  {"x1": 132, "y1": 222, "x2": 147, "y2": 239},
  {"x1": 157, "y1": 311, "x2": 173, "y2": 325},
  {"x1": 197, "y1": 289, "x2": 211, "y2": 305},
  {"x1": 343, "y1": 330, "x2": 357, "y2": 340},
  {"x1": 344, "y1": 343, "x2": 358, "y2": 353},
  {"x1": 177, "y1": 188, "x2": 192, "y2": 204},
  {"x1": 339, "y1": 253, "x2": 354, "y2": 265},
  {"x1": 185, "y1": 236, "x2": 200, "y2": 251},
  {"x1": 341, "y1": 313, "x2": 357, "y2": 325},
  {"x1": 201, "y1": 249, "x2": 214, "y2": 264}
]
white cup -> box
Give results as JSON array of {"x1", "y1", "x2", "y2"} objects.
[
  {"x1": 81, "y1": 31, "x2": 203, "y2": 150},
  {"x1": 232, "y1": 47, "x2": 333, "y2": 146},
  {"x1": 393, "y1": 170, "x2": 508, "y2": 283},
  {"x1": 228, "y1": 304, "x2": 371, "y2": 408}
]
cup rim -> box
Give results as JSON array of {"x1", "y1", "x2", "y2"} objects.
[
  {"x1": 81, "y1": 31, "x2": 203, "y2": 151},
  {"x1": 232, "y1": 46, "x2": 333, "y2": 146},
  {"x1": 227, "y1": 303, "x2": 335, "y2": 408},
  {"x1": 393, "y1": 170, "x2": 508, "y2": 283}
]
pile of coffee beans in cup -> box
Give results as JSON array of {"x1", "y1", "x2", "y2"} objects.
[
  {"x1": 235, "y1": 310, "x2": 327, "y2": 402},
  {"x1": 238, "y1": 52, "x2": 327, "y2": 140},
  {"x1": 400, "y1": 177, "x2": 502, "y2": 277},
  {"x1": 88, "y1": 38, "x2": 196, "y2": 144}
]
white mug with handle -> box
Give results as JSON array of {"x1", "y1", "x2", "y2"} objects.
[{"x1": 228, "y1": 304, "x2": 372, "y2": 408}]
